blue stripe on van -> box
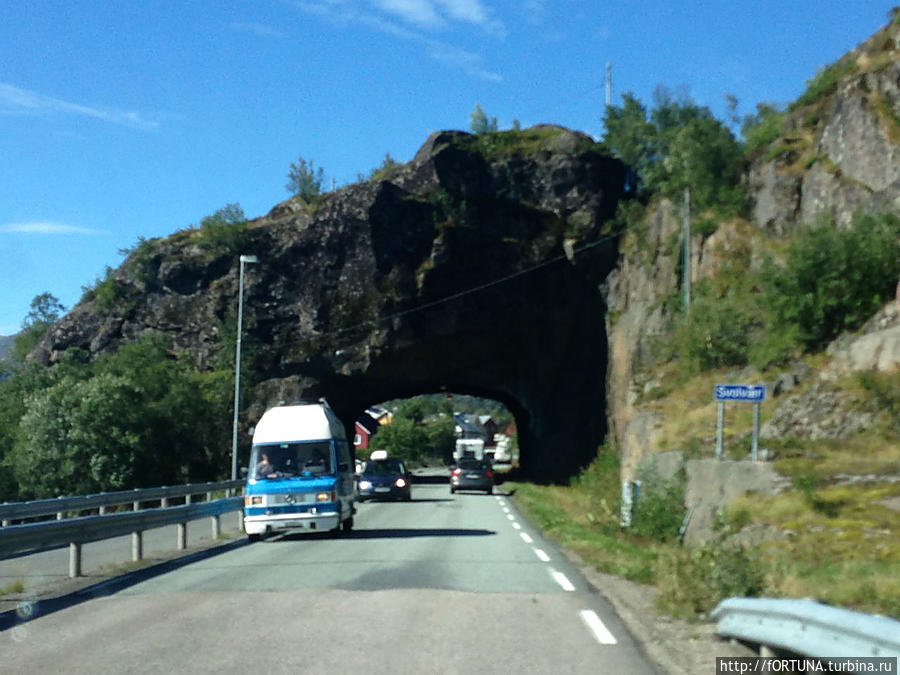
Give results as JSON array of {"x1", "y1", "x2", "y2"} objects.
[{"x1": 244, "y1": 504, "x2": 338, "y2": 517}]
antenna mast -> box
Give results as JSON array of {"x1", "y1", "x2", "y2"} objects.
[{"x1": 605, "y1": 62, "x2": 612, "y2": 107}]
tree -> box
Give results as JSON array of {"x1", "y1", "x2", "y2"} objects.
[
  {"x1": 370, "y1": 417, "x2": 428, "y2": 462},
  {"x1": 423, "y1": 415, "x2": 456, "y2": 463},
  {"x1": 603, "y1": 87, "x2": 744, "y2": 214},
  {"x1": 741, "y1": 102, "x2": 784, "y2": 153},
  {"x1": 4, "y1": 332, "x2": 236, "y2": 498},
  {"x1": 368, "y1": 152, "x2": 402, "y2": 182},
  {"x1": 469, "y1": 104, "x2": 498, "y2": 134},
  {"x1": 10, "y1": 372, "x2": 147, "y2": 497},
  {"x1": 8, "y1": 293, "x2": 67, "y2": 362},
  {"x1": 761, "y1": 212, "x2": 900, "y2": 351},
  {"x1": 286, "y1": 157, "x2": 325, "y2": 201},
  {"x1": 197, "y1": 203, "x2": 248, "y2": 256}
]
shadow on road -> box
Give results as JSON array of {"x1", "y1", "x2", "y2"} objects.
[
  {"x1": 276, "y1": 527, "x2": 495, "y2": 542},
  {"x1": 0, "y1": 539, "x2": 248, "y2": 633}
]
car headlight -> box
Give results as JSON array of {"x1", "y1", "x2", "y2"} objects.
[
  {"x1": 395, "y1": 478, "x2": 407, "y2": 488},
  {"x1": 358, "y1": 480, "x2": 372, "y2": 491}
]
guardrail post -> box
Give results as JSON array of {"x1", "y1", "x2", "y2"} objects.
[
  {"x1": 177, "y1": 523, "x2": 187, "y2": 550},
  {"x1": 161, "y1": 497, "x2": 169, "y2": 508},
  {"x1": 69, "y1": 542, "x2": 82, "y2": 577},
  {"x1": 185, "y1": 493, "x2": 192, "y2": 505},
  {"x1": 132, "y1": 531, "x2": 143, "y2": 561},
  {"x1": 133, "y1": 500, "x2": 140, "y2": 512},
  {"x1": 211, "y1": 514, "x2": 220, "y2": 539}
]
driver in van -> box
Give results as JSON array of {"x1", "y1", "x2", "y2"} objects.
[{"x1": 256, "y1": 452, "x2": 276, "y2": 478}]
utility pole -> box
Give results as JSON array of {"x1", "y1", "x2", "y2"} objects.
[
  {"x1": 682, "y1": 188, "x2": 691, "y2": 313},
  {"x1": 605, "y1": 62, "x2": 612, "y2": 107}
]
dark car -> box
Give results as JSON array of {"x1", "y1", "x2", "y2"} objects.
[
  {"x1": 449, "y1": 457, "x2": 494, "y2": 494},
  {"x1": 356, "y1": 453, "x2": 412, "y2": 501}
]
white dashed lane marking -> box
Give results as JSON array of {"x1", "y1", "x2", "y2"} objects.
[
  {"x1": 579, "y1": 609, "x2": 618, "y2": 645},
  {"x1": 550, "y1": 569, "x2": 575, "y2": 592},
  {"x1": 501, "y1": 491, "x2": 618, "y2": 647}
]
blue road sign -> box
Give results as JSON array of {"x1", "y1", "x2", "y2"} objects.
[{"x1": 714, "y1": 384, "x2": 766, "y2": 402}]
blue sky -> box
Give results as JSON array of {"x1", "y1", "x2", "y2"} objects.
[{"x1": 0, "y1": 0, "x2": 893, "y2": 336}]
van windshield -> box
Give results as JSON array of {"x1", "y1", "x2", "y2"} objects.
[{"x1": 249, "y1": 441, "x2": 334, "y2": 480}]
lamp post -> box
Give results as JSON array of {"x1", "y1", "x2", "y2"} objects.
[{"x1": 231, "y1": 254, "x2": 259, "y2": 481}]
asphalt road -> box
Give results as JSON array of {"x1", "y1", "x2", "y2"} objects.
[{"x1": 2, "y1": 481, "x2": 659, "y2": 674}]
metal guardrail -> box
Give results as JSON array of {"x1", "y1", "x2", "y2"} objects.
[
  {"x1": 0, "y1": 479, "x2": 244, "y2": 524},
  {"x1": 712, "y1": 597, "x2": 900, "y2": 658},
  {"x1": 0, "y1": 480, "x2": 245, "y2": 577}
]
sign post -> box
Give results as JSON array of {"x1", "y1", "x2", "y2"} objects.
[{"x1": 714, "y1": 384, "x2": 766, "y2": 461}]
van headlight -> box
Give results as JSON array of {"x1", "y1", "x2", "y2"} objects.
[
  {"x1": 395, "y1": 478, "x2": 407, "y2": 488},
  {"x1": 316, "y1": 492, "x2": 331, "y2": 502},
  {"x1": 358, "y1": 480, "x2": 372, "y2": 491}
]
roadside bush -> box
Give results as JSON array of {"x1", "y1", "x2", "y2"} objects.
[
  {"x1": 196, "y1": 203, "x2": 249, "y2": 257},
  {"x1": 742, "y1": 102, "x2": 784, "y2": 154},
  {"x1": 761, "y1": 212, "x2": 900, "y2": 352},
  {"x1": 631, "y1": 464, "x2": 686, "y2": 542},
  {"x1": 571, "y1": 445, "x2": 622, "y2": 530},
  {"x1": 656, "y1": 535, "x2": 766, "y2": 619},
  {"x1": 671, "y1": 289, "x2": 757, "y2": 376}
]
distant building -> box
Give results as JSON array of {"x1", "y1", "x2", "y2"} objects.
[
  {"x1": 354, "y1": 409, "x2": 384, "y2": 450},
  {"x1": 453, "y1": 413, "x2": 497, "y2": 446}
]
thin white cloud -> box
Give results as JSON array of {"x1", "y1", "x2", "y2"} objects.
[
  {"x1": 373, "y1": 0, "x2": 442, "y2": 28},
  {"x1": 230, "y1": 21, "x2": 286, "y2": 38},
  {"x1": 371, "y1": 0, "x2": 505, "y2": 36},
  {"x1": 0, "y1": 83, "x2": 159, "y2": 131},
  {"x1": 0, "y1": 222, "x2": 104, "y2": 235},
  {"x1": 296, "y1": 1, "x2": 502, "y2": 81},
  {"x1": 426, "y1": 40, "x2": 502, "y2": 82}
]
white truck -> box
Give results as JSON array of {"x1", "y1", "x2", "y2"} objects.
[
  {"x1": 453, "y1": 438, "x2": 485, "y2": 462},
  {"x1": 491, "y1": 435, "x2": 512, "y2": 464}
]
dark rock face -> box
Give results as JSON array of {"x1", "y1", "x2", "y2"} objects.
[{"x1": 35, "y1": 126, "x2": 627, "y2": 483}]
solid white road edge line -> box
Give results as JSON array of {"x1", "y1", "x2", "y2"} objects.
[
  {"x1": 579, "y1": 609, "x2": 618, "y2": 645},
  {"x1": 533, "y1": 548, "x2": 550, "y2": 562},
  {"x1": 550, "y1": 568, "x2": 575, "y2": 591}
]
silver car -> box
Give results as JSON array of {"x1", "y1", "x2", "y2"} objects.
[{"x1": 449, "y1": 457, "x2": 494, "y2": 494}]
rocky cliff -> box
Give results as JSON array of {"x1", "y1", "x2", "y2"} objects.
[
  {"x1": 34, "y1": 126, "x2": 626, "y2": 482},
  {"x1": 28, "y1": 22, "x2": 900, "y2": 485},
  {"x1": 606, "y1": 19, "x2": 900, "y2": 480},
  {"x1": 750, "y1": 20, "x2": 900, "y2": 232}
]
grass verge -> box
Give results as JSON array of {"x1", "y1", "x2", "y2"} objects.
[{"x1": 506, "y1": 441, "x2": 900, "y2": 620}]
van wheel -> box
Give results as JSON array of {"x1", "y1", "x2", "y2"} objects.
[{"x1": 248, "y1": 533, "x2": 261, "y2": 543}]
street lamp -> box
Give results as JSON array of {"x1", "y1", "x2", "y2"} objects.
[{"x1": 231, "y1": 254, "x2": 259, "y2": 481}]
